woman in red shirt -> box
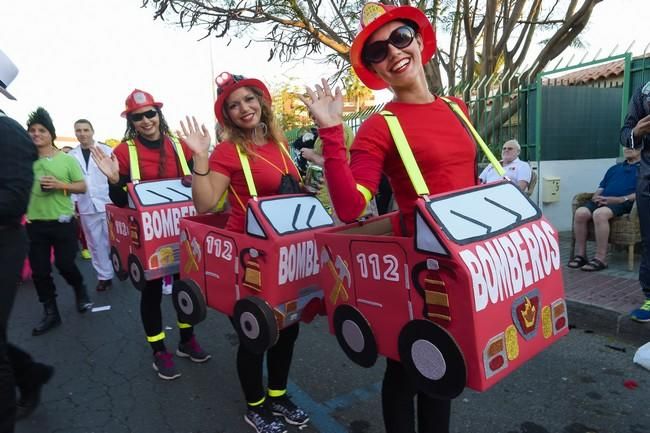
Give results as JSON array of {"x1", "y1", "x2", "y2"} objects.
[
  {"x1": 302, "y1": 3, "x2": 477, "y2": 433},
  {"x1": 181, "y1": 73, "x2": 308, "y2": 433},
  {"x1": 91, "y1": 89, "x2": 210, "y2": 381}
]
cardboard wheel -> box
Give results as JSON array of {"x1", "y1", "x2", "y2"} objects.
[
  {"x1": 111, "y1": 247, "x2": 127, "y2": 281},
  {"x1": 233, "y1": 297, "x2": 278, "y2": 354},
  {"x1": 172, "y1": 279, "x2": 206, "y2": 325},
  {"x1": 127, "y1": 254, "x2": 146, "y2": 291},
  {"x1": 333, "y1": 305, "x2": 378, "y2": 368},
  {"x1": 398, "y1": 320, "x2": 466, "y2": 399}
]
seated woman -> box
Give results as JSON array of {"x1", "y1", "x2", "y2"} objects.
[{"x1": 569, "y1": 146, "x2": 641, "y2": 271}]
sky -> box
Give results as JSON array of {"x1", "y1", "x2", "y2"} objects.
[{"x1": 1, "y1": 0, "x2": 649, "y2": 142}]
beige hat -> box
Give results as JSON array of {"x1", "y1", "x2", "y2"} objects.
[{"x1": 0, "y1": 49, "x2": 18, "y2": 100}]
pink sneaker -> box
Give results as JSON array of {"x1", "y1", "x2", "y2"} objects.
[
  {"x1": 176, "y1": 336, "x2": 211, "y2": 363},
  {"x1": 153, "y1": 351, "x2": 181, "y2": 380}
]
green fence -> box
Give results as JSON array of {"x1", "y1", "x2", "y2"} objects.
[{"x1": 283, "y1": 50, "x2": 650, "y2": 163}]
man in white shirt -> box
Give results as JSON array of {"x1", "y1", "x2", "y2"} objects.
[
  {"x1": 479, "y1": 139, "x2": 532, "y2": 191},
  {"x1": 69, "y1": 119, "x2": 114, "y2": 291}
]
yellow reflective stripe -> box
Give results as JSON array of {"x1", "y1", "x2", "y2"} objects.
[
  {"x1": 439, "y1": 97, "x2": 504, "y2": 177},
  {"x1": 213, "y1": 191, "x2": 228, "y2": 212},
  {"x1": 170, "y1": 135, "x2": 191, "y2": 176},
  {"x1": 127, "y1": 139, "x2": 140, "y2": 182},
  {"x1": 236, "y1": 145, "x2": 257, "y2": 197},
  {"x1": 355, "y1": 184, "x2": 374, "y2": 219},
  {"x1": 380, "y1": 111, "x2": 429, "y2": 196},
  {"x1": 267, "y1": 389, "x2": 287, "y2": 398},
  {"x1": 248, "y1": 397, "x2": 265, "y2": 407},
  {"x1": 177, "y1": 322, "x2": 192, "y2": 329},
  {"x1": 146, "y1": 331, "x2": 165, "y2": 342},
  {"x1": 356, "y1": 183, "x2": 373, "y2": 203}
]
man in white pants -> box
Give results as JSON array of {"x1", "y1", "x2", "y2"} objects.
[{"x1": 69, "y1": 119, "x2": 114, "y2": 291}]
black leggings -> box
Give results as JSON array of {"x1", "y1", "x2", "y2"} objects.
[
  {"x1": 382, "y1": 358, "x2": 451, "y2": 433},
  {"x1": 141, "y1": 278, "x2": 192, "y2": 352},
  {"x1": 231, "y1": 321, "x2": 300, "y2": 405}
]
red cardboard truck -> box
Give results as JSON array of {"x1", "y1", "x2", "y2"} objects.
[
  {"x1": 107, "y1": 178, "x2": 195, "y2": 290},
  {"x1": 171, "y1": 194, "x2": 334, "y2": 354},
  {"x1": 315, "y1": 181, "x2": 568, "y2": 399}
]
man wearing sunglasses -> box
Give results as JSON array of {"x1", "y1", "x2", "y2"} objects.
[
  {"x1": 478, "y1": 139, "x2": 532, "y2": 191},
  {"x1": 91, "y1": 89, "x2": 211, "y2": 381}
]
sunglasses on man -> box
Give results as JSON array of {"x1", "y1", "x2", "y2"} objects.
[
  {"x1": 130, "y1": 109, "x2": 158, "y2": 122},
  {"x1": 362, "y1": 25, "x2": 416, "y2": 65}
]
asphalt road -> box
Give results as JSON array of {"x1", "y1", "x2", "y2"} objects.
[{"x1": 9, "y1": 258, "x2": 650, "y2": 433}]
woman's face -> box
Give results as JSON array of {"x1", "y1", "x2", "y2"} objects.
[
  {"x1": 225, "y1": 87, "x2": 262, "y2": 131},
  {"x1": 28, "y1": 124, "x2": 53, "y2": 148},
  {"x1": 366, "y1": 20, "x2": 423, "y2": 88},
  {"x1": 130, "y1": 105, "x2": 161, "y2": 141}
]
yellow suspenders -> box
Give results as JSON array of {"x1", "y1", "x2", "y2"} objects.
[
  {"x1": 379, "y1": 97, "x2": 504, "y2": 197},
  {"x1": 126, "y1": 135, "x2": 190, "y2": 183}
]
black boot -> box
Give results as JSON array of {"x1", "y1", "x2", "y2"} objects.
[
  {"x1": 74, "y1": 285, "x2": 93, "y2": 313},
  {"x1": 15, "y1": 363, "x2": 54, "y2": 420},
  {"x1": 32, "y1": 300, "x2": 62, "y2": 336}
]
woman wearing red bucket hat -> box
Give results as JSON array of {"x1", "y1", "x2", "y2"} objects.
[
  {"x1": 91, "y1": 89, "x2": 211, "y2": 381},
  {"x1": 301, "y1": 2, "x2": 478, "y2": 432},
  {"x1": 179, "y1": 72, "x2": 308, "y2": 433}
]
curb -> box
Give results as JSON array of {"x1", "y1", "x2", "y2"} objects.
[{"x1": 567, "y1": 300, "x2": 650, "y2": 346}]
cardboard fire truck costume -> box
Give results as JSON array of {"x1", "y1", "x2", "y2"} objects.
[
  {"x1": 315, "y1": 105, "x2": 568, "y2": 400},
  {"x1": 107, "y1": 137, "x2": 194, "y2": 290},
  {"x1": 171, "y1": 143, "x2": 334, "y2": 354}
]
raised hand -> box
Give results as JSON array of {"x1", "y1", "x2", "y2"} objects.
[
  {"x1": 177, "y1": 116, "x2": 211, "y2": 157},
  {"x1": 299, "y1": 78, "x2": 343, "y2": 129},
  {"x1": 90, "y1": 146, "x2": 120, "y2": 184}
]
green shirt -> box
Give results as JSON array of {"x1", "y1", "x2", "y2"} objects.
[
  {"x1": 27, "y1": 152, "x2": 84, "y2": 221},
  {"x1": 313, "y1": 124, "x2": 354, "y2": 212}
]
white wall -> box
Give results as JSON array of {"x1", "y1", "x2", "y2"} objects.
[{"x1": 528, "y1": 159, "x2": 617, "y2": 231}]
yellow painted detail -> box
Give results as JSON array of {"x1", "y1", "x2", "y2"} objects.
[{"x1": 505, "y1": 325, "x2": 519, "y2": 361}]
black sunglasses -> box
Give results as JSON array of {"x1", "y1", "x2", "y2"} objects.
[
  {"x1": 130, "y1": 109, "x2": 158, "y2": 122},
  {"x1": 362, "y1": 25, "x2": 416, "y2": 64}
]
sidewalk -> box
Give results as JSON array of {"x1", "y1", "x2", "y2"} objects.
[{"x1": 559, "y1": 231, "x2": 650, "y2": 344}]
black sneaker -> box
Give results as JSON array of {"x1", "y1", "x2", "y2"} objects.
[
  {"x1": 16, "y1": 363, "x2": 54, "y2": 420},
  {"x1": 244, "y1": 404, "x2": 287, "y2": 433},
  {"x1": 268, "y1": 395, "x2": 309, "y2": 426}
]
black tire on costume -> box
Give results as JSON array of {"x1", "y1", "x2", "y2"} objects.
[
  {"x1": 397, "y1": 319, "x2": 466, "y2": 400},
  {"x1": 333, "y1": 304, "x2": 378, "y2": 368},
  {"x1": 172, "y1": 279, "x2": 207, "y2": 325},
  {"x1": 233, "y1": 297, "x2": 279, "y2": 354},
  {"x1": 127, "y1": 254, "x2": 146, "y2": 291},
  {"x1": 111, "y1": 247, "x2": 128, "y2": 281}
]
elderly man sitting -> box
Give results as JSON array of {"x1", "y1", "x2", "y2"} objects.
[
  {"x1": 569, "y1": 146, "x2": 642, "y2": 271},
  {"x1": 479, "y1": 139, "x2": 532, "y2": 191}
]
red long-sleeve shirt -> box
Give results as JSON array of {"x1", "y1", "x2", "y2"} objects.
[{"x1": 321, "y1": 96, "x2": 477, "y2": 235}]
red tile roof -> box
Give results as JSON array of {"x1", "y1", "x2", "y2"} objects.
[{"x1": 545, "y1": 60, "x2": 624, "y2": 85}]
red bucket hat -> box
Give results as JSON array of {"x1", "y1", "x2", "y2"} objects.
[
  {"x1": 213, "y1": 72, "x2": 272, "y2": 125},
  {"x1": 350, "y1": 2, "x2": 436, "y2": 90},
  {"x1": 121, "y1": 89, "x2": 163, "y2": 118}
]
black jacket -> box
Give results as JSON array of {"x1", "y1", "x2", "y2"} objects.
[
  {"x1": 621, "y1": 82, "x2": 650, "y2": 182},
  {"x1": 0, "y1": 110, "x2": 37, "y2": 226}
]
